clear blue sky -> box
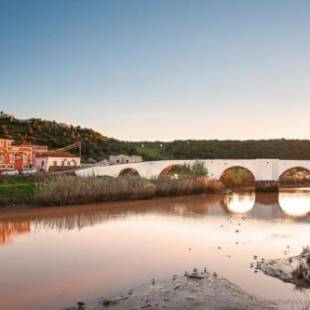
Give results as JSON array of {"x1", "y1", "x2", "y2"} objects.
[{"x1": 0, "y1": 0, "x2": 309, "y2": 141}]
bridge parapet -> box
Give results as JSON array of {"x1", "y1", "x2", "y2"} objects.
[{"x1": 75, "y1": 159, "x2": 310, "y2": 181}]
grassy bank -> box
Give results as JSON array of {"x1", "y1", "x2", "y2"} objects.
[
  {"x1": 0, "y1": 174, "x2": 224, "y2": 207},
  {"x1": 0, "y1": 176, "x2": 36, "y2": 205}
]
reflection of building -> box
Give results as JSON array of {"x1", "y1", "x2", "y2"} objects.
[
  {"x1": 109, "y1": 154, "x2": 143, "y2": 164},
  {"x1": 0, "y1": 139, "x2": 33, "y2": 171},
  {"x1": 0, "y1": 221, "x2": 31, "y2": 245}
]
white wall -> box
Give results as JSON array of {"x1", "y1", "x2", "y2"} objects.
[
  {"x1": 35, "y1": 157, "x2": 81, "y2": 172},
  {"x1": 75, "y1": 159, "x2": 310, "y2": 181}
]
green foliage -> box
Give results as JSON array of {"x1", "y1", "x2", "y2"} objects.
[
  {"x1": 135, "y1": 145, "x2": 167, "y2": 161},
  {"x1": 189, "y1": 161, "x2": 208, "y2": 176},
  {"x1": 159, "y1": 161, "x2": 208, "y2": 179}
]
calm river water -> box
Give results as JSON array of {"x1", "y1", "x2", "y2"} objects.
[{"x1": 0, "y1": 190, "x2": 310, "y2": 310}]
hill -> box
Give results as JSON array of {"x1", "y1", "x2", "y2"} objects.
[
  {"x1": 0, "y1": 115, "x2": 133, "y2": 162},
  {"x1": 1, "y1": 114, "x2": 310, "y2": 162}
]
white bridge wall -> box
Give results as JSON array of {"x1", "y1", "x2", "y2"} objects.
[{"x1": 76, "y1": 159, "x2": 310, "y2": 181}]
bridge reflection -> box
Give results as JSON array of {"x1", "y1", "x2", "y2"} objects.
[
  {"x1": 278, "y1": 190, "x2": 310, "y2": 217},
  {"x1": 224, "y1": 192, "x2": 255, "y2": 214},
  {"x1": 0, "y1": 190, "x2": 309, "y2": 246}
]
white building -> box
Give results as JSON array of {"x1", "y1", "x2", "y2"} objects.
[
  {"x1": 109, "y1": 154, "x2": 143, "y2": 164},
  {"x1": 34, "y1": 151, "x2": 81, "y2": 172}
]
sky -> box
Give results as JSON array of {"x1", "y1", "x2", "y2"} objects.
[{"x1": 0, "y1": 0, "x2": 310, "y2": 141}]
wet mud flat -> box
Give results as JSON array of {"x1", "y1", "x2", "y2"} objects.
[
  {"x1": 66, "y1": 269, "x2": 277, "y2": 310},
  {"x1": 257, "y1": 247, "x2": 310, "y2": 288}
]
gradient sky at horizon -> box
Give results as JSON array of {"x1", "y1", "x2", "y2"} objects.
[{"x1": 0, "y1": 0, "x2": 310, "y2": 141}]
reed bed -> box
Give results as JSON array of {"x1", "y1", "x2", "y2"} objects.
[
  {"x1": 33, "y1": 175, "x2": 224, "y2": 206},
  {"x1": 154, "y1": 176, "x2": 224, "y2": 197},
  {"x1": 34, "y1": 176, "x2": 156, "y2": 206}
]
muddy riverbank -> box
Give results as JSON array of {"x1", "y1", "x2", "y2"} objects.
[
  {"x1": 257, "y1": 247, "x2": 310, "y2": 288},
  {"x1": 66, "y1": 269, "x2": 277, "y2": 310}
]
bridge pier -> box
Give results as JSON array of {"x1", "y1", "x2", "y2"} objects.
[{"x1": 255, "y1": 181, "x2": 279, "y2": 192}]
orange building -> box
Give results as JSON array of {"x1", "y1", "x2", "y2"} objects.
[{"x1": 0, "y1": 139, "x2": 33, "y2": 171}]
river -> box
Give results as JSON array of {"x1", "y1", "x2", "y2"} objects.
[{"x1": 0, "y1": 190, "x2": 309, "y2": 309}]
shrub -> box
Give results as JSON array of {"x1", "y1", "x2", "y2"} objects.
[{"x1": 189, "y1": 160, "x2": 208, "y2": 176}]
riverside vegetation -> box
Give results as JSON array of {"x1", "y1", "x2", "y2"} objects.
[
  {"x1": 1, "y1": 162, "x2": 309, "y2": 207},
  {"x1": 0, "y1": 162, "x2": 224, "y2": 207}
]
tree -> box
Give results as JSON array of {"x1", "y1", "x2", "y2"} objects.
[{"x1": 0, "y1": 124, "x2": 8, "y2": 136}]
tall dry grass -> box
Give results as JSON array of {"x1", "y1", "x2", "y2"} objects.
[
  {"x1": 34, "y1": 175, "x2": 224, "y2": 206},
  {"x1": 34, "y1": 176, "x2": 156, "y2": 206},
  {"x1": 155, "y1": 176, "x2": 223, "y2": 197}
]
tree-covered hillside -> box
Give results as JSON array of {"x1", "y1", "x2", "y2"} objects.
[
  {"x1": 1, "y1": 115, "x2": 310, "y2": 162},
  {"x1": 0, "y1": 116, "x2": 133, "y2": 162}
]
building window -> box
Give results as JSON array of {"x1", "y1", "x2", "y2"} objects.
[
  {"x1": 68, "y1": 161, "x2": 71, "y2": 166},
  {"x1": 53, "y1": 161, "x2": 57, "y2": 166},
  {"x1": 41, "y1": 161, "x2": 45, "y2": 167},
  {"x1": 72, "y1": 160, "x2": 76, "y2": 166},
  {"x1": 61, "y1": 161, "x2": 65, "y2": 166}
]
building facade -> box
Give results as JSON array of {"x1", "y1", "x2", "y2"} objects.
[
  {"x1": 0, "y1": 139, "x2": 33, "y2": 171},
  {"x1": 34, "y1": 151, "x2": 81, "y2": 172},
  {"x1": 0, "y1": 138, "x2": 81, "y2": 173},
  {"x1": 109, "y1": 154, "x2": 143, "y2": 164}
]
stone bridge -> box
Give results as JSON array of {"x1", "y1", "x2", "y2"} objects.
[{"x1": 76, "y1": 159, "x2": 310, "y2": 181}]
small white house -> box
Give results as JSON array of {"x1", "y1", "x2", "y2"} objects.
[
  {"x1": 109, "y1": 154, "x2": 143, "y2": 164},
  {"x1": 34, "y1": 151, "x2": 81, "y2": 172}
]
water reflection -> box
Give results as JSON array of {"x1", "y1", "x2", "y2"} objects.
[
  {"x1": 0, "y1": 192, "x2": 310, "y2": 310},
  {"x1": 0, "y1": 221, "x2": 31, "y2": 245},
  {"x1": 279, "y1": 190, "x2": 310, "y2": 217},
  {"x1": 0, "y1": 191, "x2": 309, "y2": 247},
  {"x1": 224, "y1": 192, "x2": 255, "y2": 214}
]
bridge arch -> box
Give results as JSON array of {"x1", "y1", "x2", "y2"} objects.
[
  {"x1": 278, "y1": 167, "x2": 310, "y2": 185},
  {"x1": 159, "y1": 164, "x2": 192, "y2": 178},
  {"x1": 220, "y1": 166, "x2": 256, "y2": 188},
  {"x1": 118, "y1": 168, "x2": 140, "y2": 177}
]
